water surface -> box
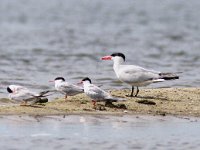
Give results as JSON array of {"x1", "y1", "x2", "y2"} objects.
[
  {"x1": 0, "y1": 0, "x2": 200, "y2": 98},
  {"x1": 0, "y1": 115, "x2": 199, "y2": 150}
]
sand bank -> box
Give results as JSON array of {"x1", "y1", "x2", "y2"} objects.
[{"x1": 0, "y1": 88, "x2": 199, "y2": 116}]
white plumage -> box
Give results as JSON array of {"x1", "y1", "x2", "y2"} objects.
[
  {"x1": 102, "y1": 53, "x2": 179, "y2": 97},
  {"x1": 7, "y1": 85, "x2": 48, "y2": 105},
  {"x1": 53, "y1": 77, "x2": 83, "y2": 100},
  {"x1": 81, "y1": 77, "x2": 126, "y2": 106}
]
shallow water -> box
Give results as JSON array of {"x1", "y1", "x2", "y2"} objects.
[
  {"x1": 0, "y1": 0, "x2": 200, "y2": 98},
  {"x1": 0, "y1": 115, "x2": 199, "y2": 150}
]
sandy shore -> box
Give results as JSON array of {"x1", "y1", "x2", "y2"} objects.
[{"x1": 0, "y1": 88, "x2": 199, "y2": 116}]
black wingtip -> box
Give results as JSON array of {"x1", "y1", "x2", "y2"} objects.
[{"x1": 159, "y1": 73, "x2": 179, "y2": 80}]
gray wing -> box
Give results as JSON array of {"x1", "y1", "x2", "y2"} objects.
[
  {"x1": 59, "y1": 82, "x2": 83, "y2": 95},
  {"x1": 118, "y1": 65, "x2": 160, "y2": 83},
  {"x1": 87, "y1": 85, "x2": 126, "y2": 102},
  {"x1": 87, "y1": 84, "x2": 111, "y2": 100}
]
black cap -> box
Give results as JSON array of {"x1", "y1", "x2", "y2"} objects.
[
  {"x1": 7, "y1": 87, "x2": 13, "y2": 93},
  {"x1": 111, "y1": 53, "x2": 125, "y2": 61},
  {"x1": 82, "y1": 77, "x2": 92, "y2": 83},
  {"x1": 55, "y1": 77, "x2": 65, "y2": 81}
]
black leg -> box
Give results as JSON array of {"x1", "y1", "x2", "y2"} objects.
[
  {"x1": 135, "y1": 87, "x2": 139, "y2": 97},
  {"x1": 130, "y1": 86, "x2": 134, "y2": 97},
  {"x1": 92, "y1": 100, "x2": 97, "y2": 109},
  {"x1": 126, "y1": 86, "x2": 134, "y2": 97},
  {"x1": 64, "y1": 95, "x2": 68, "y2": 101}
]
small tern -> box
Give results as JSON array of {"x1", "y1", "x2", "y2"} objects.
[
  {"x1": 7, "y1": 85, "x2": 50, "y2": 105},
  {"x1": 80, "y1": 77, "x2": 126, "y2": 107},
  {"x1": 102, "y1": 52, "x2": 179, "y2": 97},
  {"x1": 50, "y1": 77, "x2": 83, "y2": 101}
]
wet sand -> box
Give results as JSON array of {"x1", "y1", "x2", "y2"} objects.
[{"x1": 0, "y1": 88, "x2": 199, "y2": 117}]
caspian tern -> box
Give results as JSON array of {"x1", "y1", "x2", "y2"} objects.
[
  {"x1": 51, "y1": 77, "x2": 83, "y2": 101},
  {"x1": 80, "y1": 77, "x2": 126, "y2": 107},
  {"x1": 102, "y1": 53, "x2": 179, "y2": 97},
  {"x1": 7, "y1": 85, "x2": 50, "y2": 105}
]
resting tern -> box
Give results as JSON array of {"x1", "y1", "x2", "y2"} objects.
[
  {"x1": 51, "y1": 77, "x2": 83, "y2": 101},
  {"x1": 7, "y1": 85, "x2": 50, "y2": 105},
  {"x1": 102, "y1": 52, "x2": 179, "y2": 97},
  {"x1": 80, "y1": 77, "x2": 126, "y2": 107}
]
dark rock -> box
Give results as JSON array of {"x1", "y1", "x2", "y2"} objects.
[{"x1": 136, "y1": 100, "x2": 156, "y2": 105}]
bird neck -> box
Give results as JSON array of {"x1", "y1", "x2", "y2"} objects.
[
  {"x1": 55, "y1": 80, "x2": 64, "y2": 88},
  {"x1": 82, "y1": 82, "x2": 91, "y2": 92},
  {"x1": 113, "y1": 58, "x2": 124, "y2": 75},
  {"x1": 83, "y1": 81, "x2": 90, "y2": 87}
]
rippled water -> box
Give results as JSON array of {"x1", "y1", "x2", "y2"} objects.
[
  {"x1": 0, "y1": 0, "x2": 200, "y2": 98},
  {"x1": 0, "y1": 115, "x2": 200, "y2": 150}
]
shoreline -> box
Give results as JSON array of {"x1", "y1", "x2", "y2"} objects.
[{"x1": 0, "y1": 87, "x2": 199, "y2": 117}]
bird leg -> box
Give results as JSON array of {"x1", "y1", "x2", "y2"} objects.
[
  {"x1": 135, "y1": 87, "x2": 139, "y2": 97},
  {"x1": 126, "y1": 86, "x2": 134, "y2": 97},
  {"x1": 92, "y1": 100, "x2": 96, "y2": 109},
  {"x1": 64, "y1": 95, "x2": 67, "y2": 102}
]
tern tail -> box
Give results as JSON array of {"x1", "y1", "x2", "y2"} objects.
[
  {"x1": 38, "y1": 90, "x2": 57, "y2": 97},
  {"x1": 159, "y1": 73, "x2": 179, "y2": 80},
  {"x1": 29, "y1": 90, "x2": 56, "y2": 104}
]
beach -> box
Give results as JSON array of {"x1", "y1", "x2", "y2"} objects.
[{"x1": 0, "y1": 88, "x2": 199, "y2": 117}]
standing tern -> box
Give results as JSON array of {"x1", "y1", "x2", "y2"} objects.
[
  {"x1": 7, "y1": 85, "x2": 50, "y2": 105},
  {"x1": 50, "y1": 77, "x2": 84, "y2": 101},
  {"x1": 80, "y1": 77, "x2": 126, "y2": 107},
  {"x1": 102, "y1": 52, "x2": 179, "y2": 97}
]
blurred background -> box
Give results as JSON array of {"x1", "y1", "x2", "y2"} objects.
[{"x1": 0, "y1": 0, "x2": 200, "y2": 97}]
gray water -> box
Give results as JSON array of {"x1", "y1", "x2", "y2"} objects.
[
  {"x1": 0, "y1": 115, "x2": 200, "y2": 150},
  {"x1": 0, "y1": 0, "x2": 200, "y2": 98}
]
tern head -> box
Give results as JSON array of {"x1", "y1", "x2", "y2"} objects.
[
  {"x1": 81, "y1": 77, "x2": 92, "y2": 84},
  {"x1": 55, "y1": 77, "x2": 65, "y2": 81},
  {"x1": 54, "y1": 77, "x2": 65, "y2": 83},
  {"x1": 101, "y1": 53, "x2": 125, "y2": 63},
  {"x1": 7, "y1": 85, "x2": 19, "y2": 93},
  {"x1": 51, "y1": 77, "x2": 66, "y2": 85},
  {"x1": 7, "y1": 86, "x2": 13, "y2": 93}
]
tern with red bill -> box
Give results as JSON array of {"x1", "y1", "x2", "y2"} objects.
[
  {"x1": 7, "y1": 85, "x2": 50, "y2": 105},
  {"x1": 80, "y1": 77, "x2": 126, "y2": 107},
  {"x1": 50, "y1": 77, "x2": 83, "y2": 101},
  {"x1": 101, "y1": 53, "x2": 179, "y2": 97}
]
